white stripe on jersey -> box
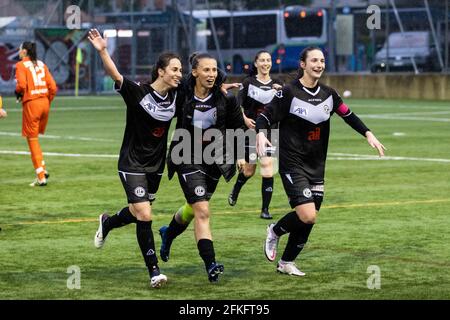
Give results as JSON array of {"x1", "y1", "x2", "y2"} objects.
[
  {"x1": 247, "y1": 84, "x2": 276, "y2": 105},
  {"x1": 289, "y1": 95, "x2": 333, "y2": 125},
  {"x1": 139, "y1": 91, "x2": 177, "y2": 122},
  {"x1": 193, "y1": 107, "x2": 217, "y2": 129}
]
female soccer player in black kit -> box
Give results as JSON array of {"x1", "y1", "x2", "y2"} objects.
[
  {"x1": 88, "y1": 28, "x2": 182, "y2": 288},
  {"x1": 228, "y1": 50, "x2": 283, "y2": 219},
  {"x1": 160, "y1": 53, "x2": 245, "y2": 283},
  {"x1": 256, "y1": 47, "x2": 386, "y2": 276}
]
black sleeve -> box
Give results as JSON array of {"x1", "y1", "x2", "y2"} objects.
[
  {"x1": 115, "y1": 77, "x2": 142, "y2": 107},
  {"x1": 215, "y1": 68, "x2": 227, "y2": 87},
  {"x1": 237, "y1": 78, "x2": 249, "y2": 109},
  {"x1": 226, "y1": 94, "x2": 245, "y2": 130},
  {"x1": 342, "y1": 112, "x2": 370, "y2": 137},
  {"x1": 330, "y1": 88, "x2": 369, "y2": 137},
  {"x1": 255, "y1": 86, "x2": 292, "y2": 132}
]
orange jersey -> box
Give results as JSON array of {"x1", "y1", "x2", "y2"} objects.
[{"x1": 15, "y1": 57, "x2": 57, "y2": 104}]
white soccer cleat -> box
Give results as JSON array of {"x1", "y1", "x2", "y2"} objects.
[
  {"x1": 150, "y1": 273, "x2": 168, "y2": 288},
  {"x1": 264, "y1": 223, "x2": 279, "y2": 262},
  {"x1": 277, "y1": 261, "x2": 305, "y2": 276},
  {"x1": 94, "y1": 213, "x2": 109, "y2": 249},
  {"x1": 29, "y1": 178, "x2": 47, "y2": 187}
]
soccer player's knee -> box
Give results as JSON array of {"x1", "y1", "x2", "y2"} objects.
[
  {"x1": 193, "y1": 205, "x2": 210, "y2": 221},
  {"x1": 243, "y1": 166, "x2": 255, "y2": 178},
  {"x1": 129, "y1": 203, "x2": 151, "y2": 221},
  {"x1": 259, "y1": 163, "x2": 273, "y2": 177},
  {"x1": 301, "y1": 215, "x2": 316, "y2": 224},
  {"x1": 179, "y1": 203, "x2": 194, "y2": 224}
]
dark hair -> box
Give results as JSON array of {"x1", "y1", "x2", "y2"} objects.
[
  {"x1": 249, "y1": 50, "x2": 271, "y2": 77},
  {"x1": 297, "y1": 46, "x2": 323, "y2": 79},
  {"x1": 21, "y1": 41, "x2": 37, "y2": 65},
  {"x1": 150, "y1": 52, "x2": 181, "y2": 83},
  {"x1": 189, "y1": 52, "x2": 215, "y2": 70}
]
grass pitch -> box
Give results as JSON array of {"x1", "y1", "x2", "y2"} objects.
[{"x1": 0, "y1": 96, "x2": 449, "y2": 300}]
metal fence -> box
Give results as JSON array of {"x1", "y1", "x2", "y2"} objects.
[{"x1": 0, "y1": 0, "x2": 448, "y2": 96}]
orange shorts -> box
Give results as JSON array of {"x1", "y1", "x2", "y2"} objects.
[{"x1": 22, "y1": 98, "x2": 50, "y2": 137}]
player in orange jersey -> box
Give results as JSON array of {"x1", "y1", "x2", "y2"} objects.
[{"x1": 15, "y1": 41, "x2": 57, "y2": 186}]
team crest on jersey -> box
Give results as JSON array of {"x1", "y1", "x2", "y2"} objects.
[
  {"x1": 195, "y1": 186, "x2": 206, "y2": 196},
  {"x1": 275, "y1": 90, "x2": 283, "y2": 98},
  {"x1": 303, "y1": 188, "x2": 312, "y2": 198},
  {"x1": 134, "y1": 186, "x2": 146, "y2": 198},
  {"x1": 323, "y1": 105, "x2": 331, "y2": 114}
]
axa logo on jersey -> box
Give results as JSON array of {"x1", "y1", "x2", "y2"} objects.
[{"x1": 293, "y1": 106, "x2": 308, "y2": 116}]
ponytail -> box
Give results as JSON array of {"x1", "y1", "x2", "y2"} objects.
[{"x1": 21, "y1": 41, "x2": 38, "y2": 65}]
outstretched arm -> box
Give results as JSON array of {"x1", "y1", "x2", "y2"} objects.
[
  {"x1": 365, "y1": 131, "x2": 386, "y2": 157},
  {"x1": 88, "y1": 28, "x2": 123, "y2": 85}
]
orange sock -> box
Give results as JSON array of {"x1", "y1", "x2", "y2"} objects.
[{"x1": 27, "y1": 137, "x2": 45, "y2": 180}]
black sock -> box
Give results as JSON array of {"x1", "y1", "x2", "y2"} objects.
[
  {"x1": 165, "y1": 215, "x2": 189, "y2": 246},
  {"x1": 281, "y1": 222, "x2": 314, "y2": 261},
  {"x1": 273, "y1": 211, "x2": 299, "y2": 236},
  {"x1": 197, "y1": 239, "x2": 215, "y2": 270},
  {"x1": 136, "y1": 220, "x2": 159, "y2": 277},
  {"x1": 233, "y1": 172, "x2": 250, "y2": 194},
  {"x1": 103, "y1": 207, "x2": 136, "y2": 237},
  {"x1": 261, "y1": 177, "x2": 274, "y2": 211}
]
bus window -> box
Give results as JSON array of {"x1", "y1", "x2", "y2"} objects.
[{"x1": 284, "y1": 12, "x2": 323, "y2": 38}]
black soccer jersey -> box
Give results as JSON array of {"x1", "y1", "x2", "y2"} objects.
[
  {"x1": 115, "y1": 77, "x2": 177, "y2": 173},
  {"x1": 238, "y1": 76, "x2": 281, "y2": 120},
  {"x1": 256, "y1": 80, "x2": 363, "y2": 182}
]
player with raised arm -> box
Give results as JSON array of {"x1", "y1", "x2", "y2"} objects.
[{"x1": 89, "y1": 28, "x2": 182, "y2": 288}]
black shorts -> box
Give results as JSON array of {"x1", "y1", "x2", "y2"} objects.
[
  {"x1": 176, "y1": 164, "x2": 221, "y2": 204},
  {"x1": 279, "y1": 172, "x2": 324, "y2": 211},
  {"x1": 119, "y1": 171, "x2": 163, "y2": 204}
]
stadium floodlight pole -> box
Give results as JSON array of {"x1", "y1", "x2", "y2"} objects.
[
  {"x1": 189, "y1": 0, "x2": 195, "y2": 55},
  {"x1": 328, "y1": 0, "x2": 337, "y2": 72},
  {"x1": 205, "y1": 0, "x2": 225, "y2": 70},
  {"x1": 446, "y1": 0, "x2": 449, "y2": 72},
  {"x1": 230, "y1": 1, "x2": 234, "y2": 73},
  {"x1": 130, "y1": 0, "x2": 136, "y2": 80},
  {"x1": 389, "y1": 0, "x2": 419, "y2": 74},
  {"x1": 424, "y1": 0, "x2": 444, "y2": 71},
  {"x1": 385, "y1": 0, "x2": 390, "y2": 73}
]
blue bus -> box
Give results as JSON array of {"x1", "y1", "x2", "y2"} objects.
[{"x1": 194, "y1": 6, "x2": 328, "y2": 74}]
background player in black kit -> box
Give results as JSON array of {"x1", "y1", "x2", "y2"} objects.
[
  {"x1": 88, "y1": 28, "x2": 182, "y2": 288},
  {"x1": 256, "y1": 47, "x2": 386, "y2": 276},
  {"x1": 160, "y1": 53, "x2": 245, "y2": 283},
  {"x1": 228, "y1": 50, "x2": 282, "y2": 219}
]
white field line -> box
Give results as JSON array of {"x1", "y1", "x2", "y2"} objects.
[
  {"x1": 0, "y1": 131, "x2": 116, "y2": 142},
  {"x1": 329, "y1": 153, "x2": 450, "y2": 163},
  {"x1": 0, "y1": 150, "x2": 118, "y2": 158},
  {"x1": 6, "y1": 106, "x2": 123, "y2": 112},
  {"x1": 1, "y1": 150, "x2": 449, "y2": 163},
  {"x1": 359, "y1": 114, "x2": 450, "y2": 122},
  {"x1": 364, "y1": 111, "x2": 450, "y2": 117}
]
